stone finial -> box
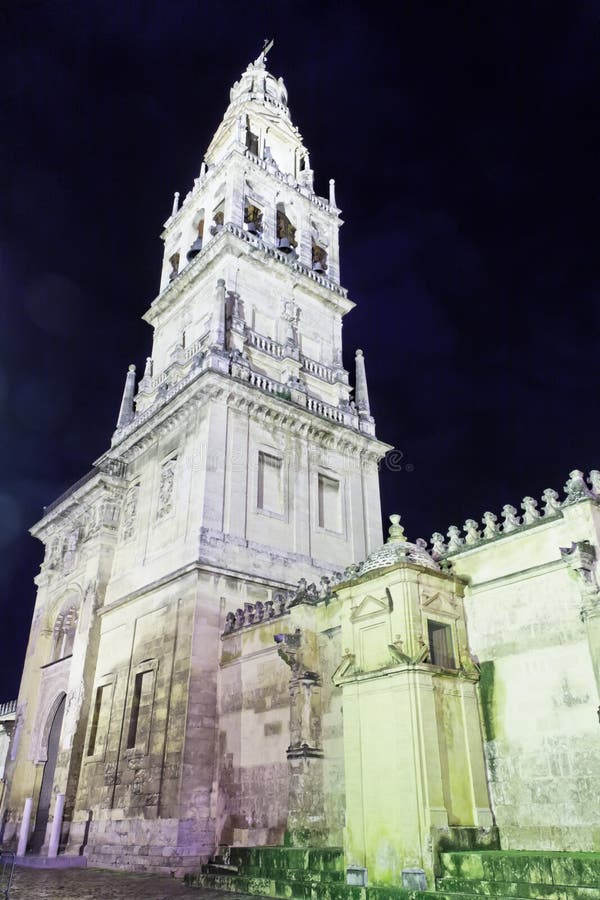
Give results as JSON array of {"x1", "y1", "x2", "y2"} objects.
[
  {"x1": 200, "y1": 161, "x2": 207, "y2": 178},
  {"x1": 564, "y1": 469, "x2": 593, "y2": 504},
  {"x1": 115, "y1": 364, "x2": 136, "y2": 430},
  {"x1": 354, "y1": 349, "x2": 371, "y2": 416},
  {"x1": 501, "y1": 504, "x2": 520, "y2": 533},
  {"x1": 464, "y1": 519, "x2": 481, "y2": 545},
  {"x1": 171, "y1": 191, "x2": 180, "y2": 216},
  {"x1": 541, "y1": 488, "x2": 561, "y2": 517},
  {"x1": 521, "y1": 496, "x2": 540, "y2": 525},
  {"x1": 388, "y1": 514, "x2": 406, "y2": 543},
  {"x1": 589, "y1": 470, "x2": 600, "y2": 498},
  {"x1": 329, "y1": 178, "x2": 337, "y2": 207},
  {"x1": 143, "y1": 357, "x2": 153, "y2": 378},
  {"x1": 447, "y1": 526, "x2": 464, "y2": 552},
  {"x1": 430, "y1": 533, "x2": 446, "y2": 559},
  {"x1": 482, "y1": 511, "x2": 499, "y2": 540}
]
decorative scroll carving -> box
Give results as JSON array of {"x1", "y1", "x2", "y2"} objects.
[
  {"x1": 121, "y1": 484, "x2": 139, "y2": 541},
  {"x1": 157, "y1": 457, "x2": 177, "y2": 519}
]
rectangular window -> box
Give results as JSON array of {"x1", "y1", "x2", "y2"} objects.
[
  {"x1": 428, "y1": 620, "x2": 456, "y2": 669},
  {"x1": 318, "y1": 473, "x2": 341, "y2": 531},
  {"x1": 126, "y1": 669, "x2": 155, "y2": 750},
  {"x1": 257, "y1": 451, "x2": 283, "y2": 515},
  {"x1": 87, "y1": 685, "x2": 106, "y2": 756}
]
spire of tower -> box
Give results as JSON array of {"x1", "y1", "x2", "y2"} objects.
[
  {"x1": 116, "y1": 364, "x2": 136, "y2": 429},
  {"x1": 355, "y1": 349, "x2": 371, "y2": 416}
]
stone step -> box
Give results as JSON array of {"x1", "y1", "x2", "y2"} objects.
[
  {"x1": 438, "y1": 876, "x2": 600, "y2": 899},
  {"x1": 226, "y1": 845, "x2": 346, "y2": 874},
  {"x1": 186, "y1": 871, "x2": 489, "y2": 899},
  {"x1": 439, "y1": 850, "x2": 600, "y2": 892},
  {"x1": 233, "y1": 865, "x2": 345, "y2": 883}
]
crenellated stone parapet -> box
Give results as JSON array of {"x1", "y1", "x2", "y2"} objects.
[{"x1": 430, "y1": 469, "x2": 600, "y2": 558}]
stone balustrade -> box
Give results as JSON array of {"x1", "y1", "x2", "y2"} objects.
[
  {"x1": 0, "y1": 700, "x2": 17, "y2": 717},
  {"x1": 247, "y1": 329, "x2": 284, "y2": 358},
  {"x1": 430, "y1": 469, "x2": 600, "y2": 558},
  {"x1": 306, "y1": 396, "x2": 346, "y2": 424},
  {"x1": 301, "y1": 355, "x2": 335, "y2": 382}
]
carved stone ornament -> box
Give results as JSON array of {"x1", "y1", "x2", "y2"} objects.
[
  {"x1": 464, "y1": 519, "x2": 481, "y2": 545},
  {"x1": 541, "y1": 488, "x2": 562, "y2": 517},
  {"x1": 521, "y1": 496, "x2": 540, "y2": 525},
  {"x1": 62, "y1": 527, "x2": 81, "y2": 573},
  {"x1": 560, "y1": 540, "x2": 600, "y2": 620},
  {"x1": 560, "y1": 540, "x2": 598, "y2": 590},
  {"x1": 501, "y1": 504, "x2": 520, "y2": 533},
  {"x1": 446, "y1": 526, "x2": 464, "y2": 552},
  {"x1": 589, "y1": 470, "x2": 600, "y2": 499},
  {"x1": 121, "y1": 484, "x2": 139, "y2": 541},
  {"x1": 564, "y1": 469, "x2": 593, "y2": 505},
  {"x1": 430, "y1": 532, "x2": 446, "y2": 559},
  {"x1": 482, "y1": 511, "x2": 499, "y2": 540},
  {"x1": 157, "y1": 457, "x2": 177, "y2": 519}
]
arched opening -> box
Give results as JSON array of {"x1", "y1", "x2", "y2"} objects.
[
  {"x1": 50, "y1": 603, "x2": 78, "y2": 664},
  {"x1": 186, "y1": 209, "x2": 205, "y2": 262},
  {"x1": 276, "y1": 203, "x2": 297, "y2": 253},
  {"x1": 312, "y1": 240, "x2": 328, "y2": 274},
  {"x1": 30, "y1": 693, "x2": 66, "y2": 853},
  {"x1": 244, "y1": 200, "x2": 263, "y2": 237}
]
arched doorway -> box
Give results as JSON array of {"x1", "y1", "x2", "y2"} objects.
[{"x1": 30, "y1": 694, "x2": 65, "y2": 853}]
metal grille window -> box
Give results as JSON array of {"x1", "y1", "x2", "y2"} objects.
[{"x1": 427, "y1": 620, "x2": 456, "y2": 669}]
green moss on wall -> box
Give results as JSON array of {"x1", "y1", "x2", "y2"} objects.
[{"x1": 478, "y1": 661, "x2": 496, "y2": 742}]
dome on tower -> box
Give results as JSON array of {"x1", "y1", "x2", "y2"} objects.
[
  {"x1": 353, "y1": 515, "x2": 439, "y2": 578},
  {"x1": 229, "y1": 47, "x2": 289, "y2": 113}
]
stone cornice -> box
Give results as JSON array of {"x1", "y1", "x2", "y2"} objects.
[
  {"x1": 30, "y1": 470, "x2": 126, "y2": 538},
  {"x1": 100, "y1": 365, "x2": 391, "y2": 465},
  {"x1": 99, "y1": 560, "x2": 293, "y2": 618}
]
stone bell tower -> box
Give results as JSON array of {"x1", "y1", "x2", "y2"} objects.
[{"x1": 4, "y1": 45, "x2": 391, "y2": 873}]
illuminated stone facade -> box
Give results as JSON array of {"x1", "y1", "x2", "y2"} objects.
[{"x1": 4, "y1": 47, "x2": 600, "y2": 892}]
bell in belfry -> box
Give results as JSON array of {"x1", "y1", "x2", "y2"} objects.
[{"x1": 186, "y1": 237, "x2": 203, "y2": 261}]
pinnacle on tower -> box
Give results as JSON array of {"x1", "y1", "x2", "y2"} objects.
[
  {"x1": 115, "y1": 364, "x2": 136, "y2": 430},
  {"x1": 355, "y1": 349, "x2": 371, "y2": 416}
]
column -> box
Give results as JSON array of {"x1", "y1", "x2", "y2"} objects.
[
  {"x1": 16, "y1": 797, "x2": 32, "y2": 856},
  {"x1": 47, "y1": 793, "x2": 65, "y2": 857}
]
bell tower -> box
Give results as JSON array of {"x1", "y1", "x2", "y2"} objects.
[
  {"x1": 8, "y1": 45, "x2": 391, "y2": 874},
  {"x1": 106, "y1": 43, "x2": 389, "y2": 585}
]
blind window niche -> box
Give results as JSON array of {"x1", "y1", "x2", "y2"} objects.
[
  {"x1": 87, "y1": 681, "x2": 112, "y2": 758},
  {"x1": 257, "y1": 451, "x2": 284, "y2": 515},
  {"x1": 318, "y1": 473, "x2": 341, "y2": 532},
  {"x1": 427, "y1": 619, "x2": 456, "y2": 669},
  {"x1": 126, "y1": 667, "x2": 156, "y2": 752}
]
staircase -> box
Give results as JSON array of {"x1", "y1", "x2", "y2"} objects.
[
  {"x1": 436, "y1": 850, "x2": 600, "y2": 899},
  {"x1": 184, "y1": 847, "x2": 600, "y2": 899}
]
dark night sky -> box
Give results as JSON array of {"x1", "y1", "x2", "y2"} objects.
[{"x1": 1, "y1": 1, "x2": 599, "y2": 698}]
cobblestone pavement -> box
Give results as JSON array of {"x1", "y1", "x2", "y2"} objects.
[{"x1": 4, "y1": 865, "x2": 257, "y2": 900}]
